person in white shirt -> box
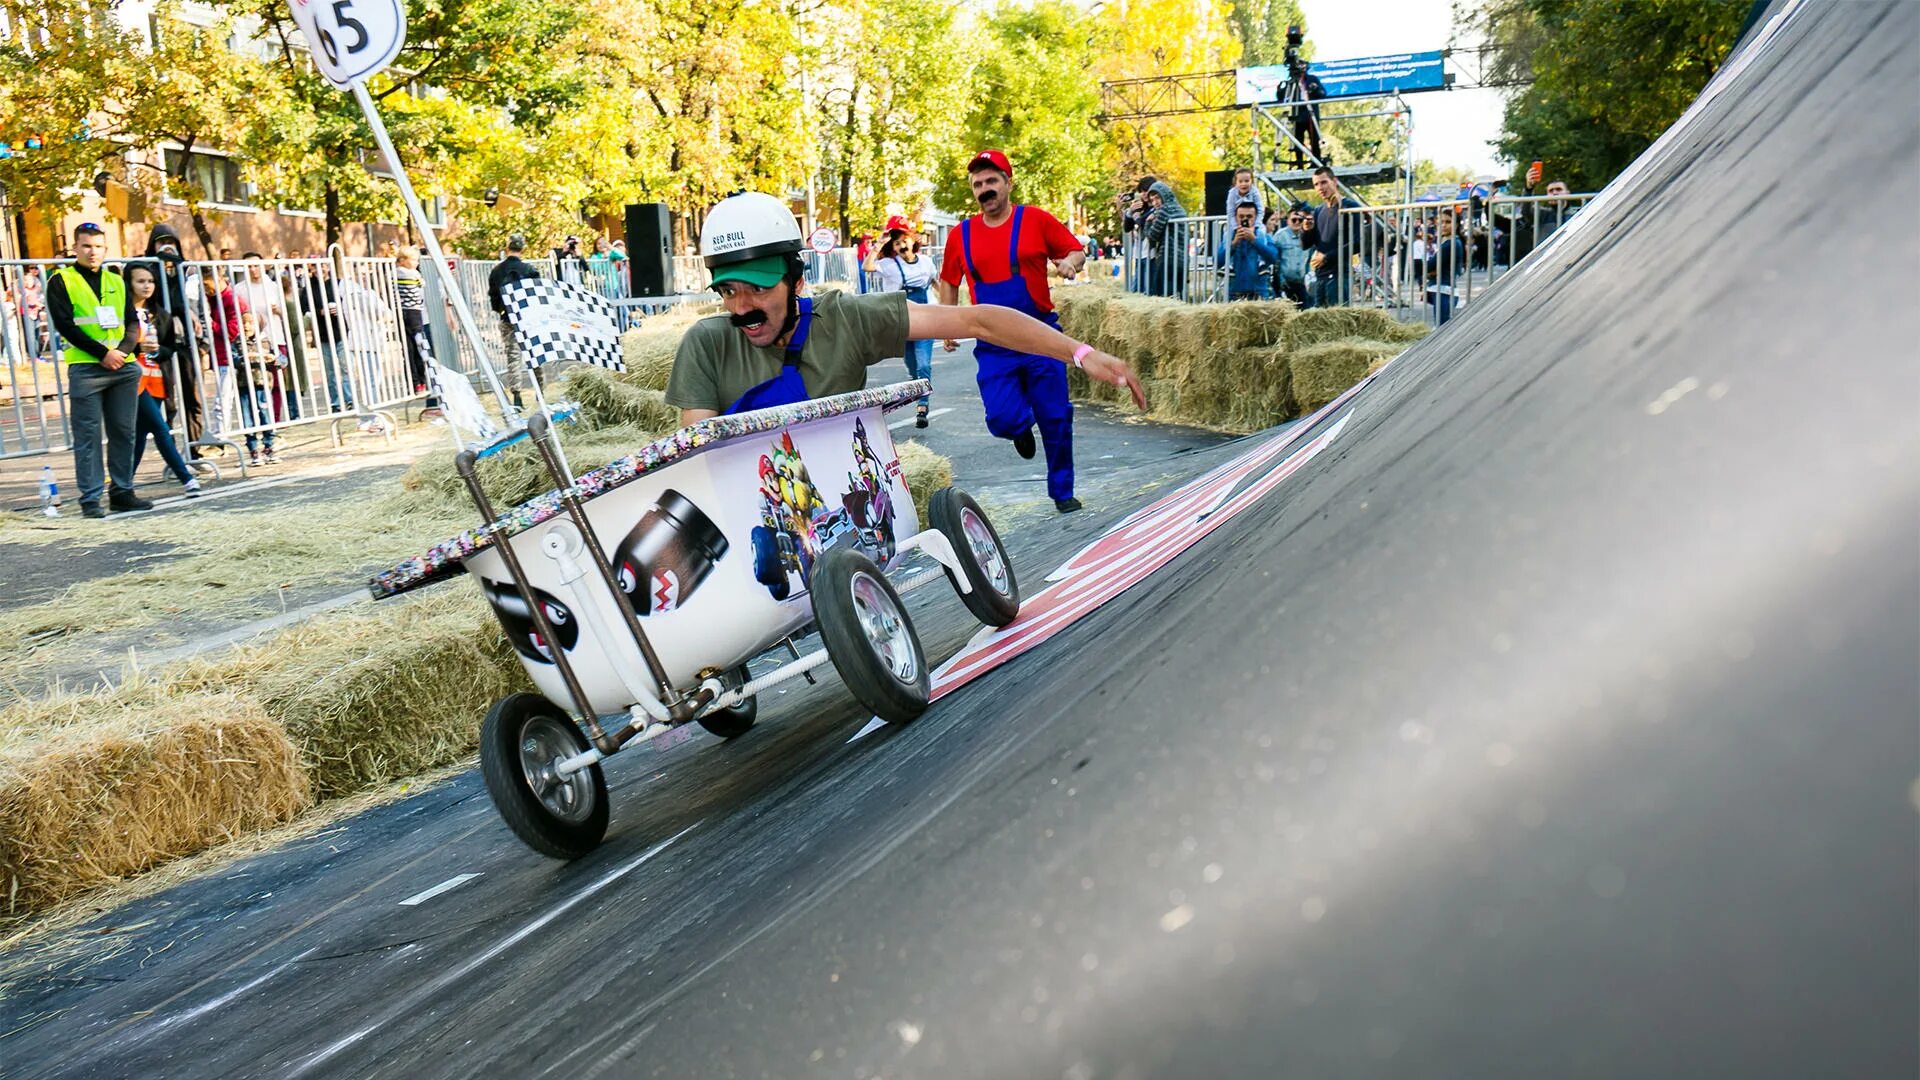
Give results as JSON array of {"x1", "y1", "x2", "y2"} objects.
[
  {"x1": 233, "y1": 253, "x2": 290, "y2": 423},
  {"x1": 862, "y1": 216, "x2": 938, "y2": 428}
]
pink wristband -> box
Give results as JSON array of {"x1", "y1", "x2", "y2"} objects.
[{"x1": 1071, "y1": 342, "x2": 1095, "y2": 369}]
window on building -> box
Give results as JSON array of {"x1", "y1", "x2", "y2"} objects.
[{"x1": 161, "y1": 148, "x2": 251, "y2": 207}]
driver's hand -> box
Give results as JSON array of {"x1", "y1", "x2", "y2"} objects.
[{"x1": 1078, "y1": 348, "x2": 1150, "y2": 411}]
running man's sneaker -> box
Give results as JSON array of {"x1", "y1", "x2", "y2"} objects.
[
  {"x1": 1013, "y1": 428, "x2": 1037, "y2": 460},
  {"x1": 1054, "y1": 497, "x2": 1083, "y2": 514},
  {"x1": 183, "y1": 479, "x2": 203, "y2": 497},
  {"x1": 915, "y1": 404, "x2": 929, "y2": 429}
]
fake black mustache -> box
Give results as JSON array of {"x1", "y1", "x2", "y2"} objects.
[
  {"x1": 977, "y1": 190, "x2": 1000, "y2": 206},
  {"x1": 730, "y1": 309, "x2": 770, "y2": 329}
]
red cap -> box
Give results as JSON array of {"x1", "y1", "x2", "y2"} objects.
[
  {"x1": 968, "y1": 149, "x2": 1012, "y2": 177},
  {"x1": 883, "y1": 214, "x2": 914, "y2": 235}
]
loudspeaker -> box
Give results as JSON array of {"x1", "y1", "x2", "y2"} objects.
[
  {"x1": 624, "y1": 203, "x2": 675, "y2": 297},
  {"x1": 1203, "y1": 170, "x2": 1236, "y2": 218}
]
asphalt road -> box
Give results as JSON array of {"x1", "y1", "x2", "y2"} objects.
[{"x1": 4, "y1": 3, "x2": 1918, "y2": 1075}]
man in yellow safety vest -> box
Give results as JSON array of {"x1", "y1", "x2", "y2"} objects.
[{"x1": 47, "y1": 222, "x2": 152, "y2": 517}]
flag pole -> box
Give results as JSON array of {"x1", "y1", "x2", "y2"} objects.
[{"x1": 349, "y1": 79, "x2": 522, "y2": 427}]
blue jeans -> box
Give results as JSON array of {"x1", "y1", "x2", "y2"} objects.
[
  {"x1": 237, "y1": 377, "x2": 277, "y2": 453},
  {"x1": 319, "y1": 338, "x2": 352, "y2": 412},
  {"x1": 1429, "y1": 291, "x2": 1455, "y2": 325},
  {"x1": 67, "y1": 361, "x2": 142, "y2": 506},
  {"x1": 902, "y1": 338, "x2": 933, "y2": 407},
  {"x1": 1308, "y1": 272, "x2": 1343, "y2": 309},
  {"x1": 132, "y1": 391, "x2": 194, "y2": 484}
]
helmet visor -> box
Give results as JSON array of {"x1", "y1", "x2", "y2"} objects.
[{"x1": 710, "y1": 254, "x2": 790, "y2": 289}]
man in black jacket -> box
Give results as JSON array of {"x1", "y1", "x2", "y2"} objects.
[
  {"x1": 486, "y1": 233, "x2": 542, "y2": 405},
  {"x1": 142, "y1": 223, "x2": 204, "y2": 452}
]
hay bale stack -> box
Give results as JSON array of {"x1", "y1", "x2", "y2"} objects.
[
  {"x1": 563, "y1": 365, "x2": 682, "y2": 434},
  {"x1": 896, "y1": 439, "x2": 952, "y2": 523},
  {"x1": 0, "y1": 688, "x2": 309, "y2": 915},
  {"x1": 176, "y1": 590, "x2": 529, "y2": 800},
  {"x1": 1290, "y1": 337, "x2": 1404, "y2": 414}
]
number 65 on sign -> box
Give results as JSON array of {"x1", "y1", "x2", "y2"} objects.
[{"x1": 288, "y1": 0, "x2": 406, "y2": 89}]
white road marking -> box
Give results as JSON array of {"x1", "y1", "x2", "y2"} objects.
[
  {"x1": 398, "y1": 873, "x2": 482, "y2": 906},
  {"x1": 288, "y1": 826, "x2": 695, "y2": 1077},
  {"x1": 119, "y1": 949, "x2": 315, "y2": 1045},
  {"x1": 845, "y1": 718, "x2": 888, "y2": 744},
  {"x1": 888, "y1": 407, "x2": 953, "y2": 431}
]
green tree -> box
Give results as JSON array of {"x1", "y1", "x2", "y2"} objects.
[
  {"x1": 1464, "y1": 0, "x2": 1750, "y2": 191},
  {"x1": 934, "y1": 2, "x2": 1105, "y2": 218},
  {"x1": 1226, "y1": 0, "x2": 1306, "y2": 68}
]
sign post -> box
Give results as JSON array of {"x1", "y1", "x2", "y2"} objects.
[{"x1": 287, "y1": 0, "x2": 530, "y2": 444}]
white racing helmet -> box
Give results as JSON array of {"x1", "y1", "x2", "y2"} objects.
[{"x1": 700, "y1": 192, "x2": 804, "y2": 273}]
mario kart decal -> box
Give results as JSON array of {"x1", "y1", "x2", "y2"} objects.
[{"x1": 749, "y1": 420, "x2": 899, "y2": 601}]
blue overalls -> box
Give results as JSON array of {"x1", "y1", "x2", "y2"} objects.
[
  {"x1": 724, "y1": 298, "x2": 815, "y2": 414},
  {"x1": 892, "y1": 256, "x2": 934, "y2": 409},
  {"x1": 960, "y1": 207, "x2": 1074, "y2": 502}
]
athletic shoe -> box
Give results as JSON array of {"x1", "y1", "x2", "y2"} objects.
[
  {"x1": 1054, "y1": 497, "x2": 1083, "y2": 514},
  {"x1": 915, "y1": 406, "x2": 929, "y2": 429},
  {"x1": 81, "y1": 503, "x2": 106, "y2": 519},
  {"x1": 108, "y1": 490, "x2": 153, "y2": 512},
  {"x1": 1013, "y1": 429, "x2": 1037, "y2": 459},
  {"x1": 248, "y1": 454, "x2": 263, "y2": 468},
  {"x1": 263, "y1": 450, "x2": 281, "y2": 465},
  {"x1": 183, "y1": 479, "x2": 203, "y2": 498}
]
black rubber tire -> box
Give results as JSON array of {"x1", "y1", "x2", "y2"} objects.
[
  {"x1": 811, "y1": 547, "x2": 930, "y2": 724},
  {"x1": 927, "y1": 486, "x2": 1021, "y2": 627},
  {"x1": 479, "y1": 693, "x2": 609, "y2": 859},
  {"x1": 696, "y1": 665, "x2": 758, "y2": 738}
]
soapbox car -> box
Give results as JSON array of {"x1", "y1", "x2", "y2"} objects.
[{"x1": 369, "y1": 381, "x2": 1019, "y2": 857}]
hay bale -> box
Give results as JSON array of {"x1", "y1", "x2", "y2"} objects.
[
  {"x1": 1288, "y1": 306, "x2": 1428, "y2": 349},
  {"x1": 618, "y1": 324, "x2": 686, "y2": 392},
  {"x1": 1290, "y1": 337, "x2": 1403, "y2": 414},
  {"x1": 896, "y1": 439, "x2": 952, "y2": 523},
  {"x1": 176, "y1": 589, "x2": 529, "y2": 800},
  {"x1": 563, "y1": 365, "x2": 681, "y2": 434},
  {"x1": 387, "y1": 422, "x2": 663, "y2": 520},
  {"x1": 0, "y1": 687, "x2": 309, "y2": 916}
]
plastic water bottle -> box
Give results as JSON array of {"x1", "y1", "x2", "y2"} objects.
[{"x1": 38, "y1": 465, "x2": 60, "y2": 517}]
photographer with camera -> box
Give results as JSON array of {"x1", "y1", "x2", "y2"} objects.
[
  {"x1": 1217, "y1": 201, "x2": 1279, "y2": 302},
  {"x1": 1277, "y1": 26, "x2": 1328, "y2": 168},
  {"x1": 1117, "y1": 179, "x2": 1155, "y2": 293}
]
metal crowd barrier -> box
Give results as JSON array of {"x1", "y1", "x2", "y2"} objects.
[
  {"x1": 1, "y1": 257, "x2": 197, "y2": 466},
  {"x1": 1117, "y1": 195, "x2": 1594, "y2": 325},
  {"x1": 1334, "y1": 193, "x2": 1595, "y2": 327}
]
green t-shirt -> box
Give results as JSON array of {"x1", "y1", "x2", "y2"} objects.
[{"x1": 666, "y1": 289, "x2": 910, "y2": 413}]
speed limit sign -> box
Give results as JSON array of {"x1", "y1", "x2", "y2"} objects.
[{"x1": 288, "y1": 0, "x2": 406, "y2": 89}]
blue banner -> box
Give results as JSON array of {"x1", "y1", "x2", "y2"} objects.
[{"x1": 1236, "y1": 50, "x2": 1448, "y2": 105}]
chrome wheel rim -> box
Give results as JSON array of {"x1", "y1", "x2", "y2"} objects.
[
  {"x1": 518, "y1": 714, "x2": 595, "y2": 823},
  {"x1": 850, "y1": 570, "x2": 917, "y2": 682},
  {"x1": 960, "y1": 507, "x2": 1011, "y2": 596}
]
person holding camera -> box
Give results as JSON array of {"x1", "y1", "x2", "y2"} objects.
[
  {"x1": 1217, "y1": 201, "x2": 1279, "y2": 302},
  {"x1": 862, "y1": 216, "x2": 937, "y2": 428},
  {"x1": 1278, "y1": 26, "x2": 1328, "y2": 167},
  {"x1": 1118, "y1": 181, "x2": 1155, "y2": 293}
]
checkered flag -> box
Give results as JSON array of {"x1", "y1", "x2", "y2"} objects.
[{"x1": 500, "y1": 278, "x2": 625, "y2": 371}]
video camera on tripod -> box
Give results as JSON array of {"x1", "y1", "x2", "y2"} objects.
[{"x1": 1276, "y1": 25, "x2": 1328, "y2": 168}]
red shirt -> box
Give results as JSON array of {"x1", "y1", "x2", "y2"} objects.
[{"x1": 939, "y1": 206, "x2": 1082, "y2": 314}]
